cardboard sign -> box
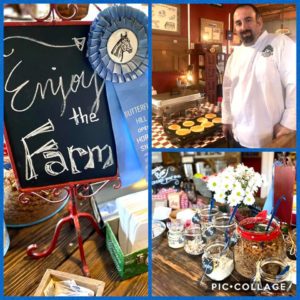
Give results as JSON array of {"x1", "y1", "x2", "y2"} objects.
[{"x1": 4, "y1": 23, "x2": 118, "y2": 191}]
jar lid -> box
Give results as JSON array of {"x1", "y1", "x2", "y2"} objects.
[{"x1": 237, "y1": 217, "x2": 281, "y2": 242}]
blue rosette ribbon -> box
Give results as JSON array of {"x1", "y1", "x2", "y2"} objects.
[{"x1": 87, "y1": 5, "x2": 148, "y2": 187}]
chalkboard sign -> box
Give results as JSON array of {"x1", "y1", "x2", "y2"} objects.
[
  {"x1": 202, "y1": 257, "x2": 214, "y2": 274},
  {"x1": 152, "y1": 165, "x2": 182, "y2": 190},
  {"x1": 4, "y1": 23, "x2": 118, "y2": 191}
]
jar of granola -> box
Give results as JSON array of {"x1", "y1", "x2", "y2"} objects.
[{"x1": 234, "y1": 215, "x2": 286, "y2": 279}]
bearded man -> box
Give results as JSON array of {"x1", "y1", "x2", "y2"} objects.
[{"x1": 222, "y1": 4, "x2": 296, "y2": 148}]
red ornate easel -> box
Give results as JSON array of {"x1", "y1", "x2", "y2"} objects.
[
  {"x1": 19, "y1": 179, "x2": 120, "y2": 277},
  {"x1": 22, "y1": 3, "x2": 101, "y2": 22}
]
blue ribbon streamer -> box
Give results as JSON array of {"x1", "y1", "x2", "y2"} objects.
[
  {"x1": 113, "y1": 74, "x2": 148, "y2": 181},
  {"x1": 87, "y1": 5, "x2": 148, "y2": 186},
  {"x1": 105, "y1": 81, "x2": 144, "y2": 186}
]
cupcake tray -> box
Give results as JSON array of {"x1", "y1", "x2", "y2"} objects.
[{"x1": 164, "y1": 115, "x2": 222, "y2": 146}]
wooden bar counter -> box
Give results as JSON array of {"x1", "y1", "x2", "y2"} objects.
[
  {"x1": 264, "y1": 132, "x2": 296, "y2": 148},
  {"x1": 4, "y1": 199, "x2": 148, "y2": 296},
  {"x1": 152, "y1": 235, "x2": 296, "y2": 296}
]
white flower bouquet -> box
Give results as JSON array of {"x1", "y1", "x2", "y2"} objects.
[{"x1": 207, "y1": 164, "x2": 264, "y2": 207}]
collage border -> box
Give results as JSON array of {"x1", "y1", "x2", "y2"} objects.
[{"x1": 0, "y1": 0, "x2": 299, "y2": 299}]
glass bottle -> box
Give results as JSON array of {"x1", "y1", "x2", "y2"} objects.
[{"x1": 167, "y1": 221, "x2": 184, "y2": 249}]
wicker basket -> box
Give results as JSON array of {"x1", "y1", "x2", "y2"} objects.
[
  {"x1": 106, "y1": 219, "x2": 148, "y2": 279},
  {"x1": 4, "y1": 169, "x2": 68, "y2": 227}
]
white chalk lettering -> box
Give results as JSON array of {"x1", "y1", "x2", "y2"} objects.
[
  {"x1": 21, "y1": 119, "x2": 115, "y2": 180},
  {"x1": 85, "y1": 145, "x2": 114, "y2": 170},
  {"x1": 43, "y1": 151, "x2": 68, "y2": 176},
  {"x1": 21, "y1": 119, "x2": 57, "y2": 180},
  {"x1": 5, "y1": 59, "x2": 104, "y2": 116},
  {"x1": 4, "y1": 36, "x2": 86, "y2": 56},
  {"x1": 69, "y1": 107, "x2": 99, "y2": 125},
  {"x1": 67, "y1": 146, "x2": 88, "y2": 174},
  {"x1": 90, "y1": 113, "x2": 98, "y2": 122}
]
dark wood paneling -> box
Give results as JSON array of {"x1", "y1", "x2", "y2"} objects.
[{"x1": 152, "y1": 35, "x2": 188, "y2": 72}]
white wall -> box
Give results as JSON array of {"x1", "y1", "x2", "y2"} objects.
[
  {"x1": 264, "y1": 19, "x2": 296, "y2": 41},
  {"x1": 260, "y1": 152, "x2": 274, "y2": 198}
]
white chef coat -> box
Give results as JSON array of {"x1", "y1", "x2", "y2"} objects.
[{"x1": 222, "y1": 30, "x2": 296, "y2": 148}]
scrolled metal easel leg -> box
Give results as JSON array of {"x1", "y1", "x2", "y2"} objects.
[
  {"x1": 27, "y1": 215, "x2": 72, "y2": 257},
  {"x1": 25, "y1": 179, "x2": 118, "y2": 276}
]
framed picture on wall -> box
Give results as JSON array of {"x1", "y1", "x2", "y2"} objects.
[
  {"x1": 200, "y1": 18, "x2": 224, "y2": 43},
  {"x1": 152, "y1": 4, "x2": 180, "y2": 35}
]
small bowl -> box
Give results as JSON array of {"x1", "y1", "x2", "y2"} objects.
[{"x1": 152, "y1": 220, "x2": 166, "y2": 249}]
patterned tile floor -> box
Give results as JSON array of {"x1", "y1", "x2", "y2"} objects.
[{"x1": 152, "y1": 117, "x2": 226, "y2": 149}]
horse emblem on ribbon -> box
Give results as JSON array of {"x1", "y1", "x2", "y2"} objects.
[{"x1": 111, "y1": 32, "x2": 133, "y2": 62}]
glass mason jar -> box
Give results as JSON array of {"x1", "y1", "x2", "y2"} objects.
[
  {"x1": 199, "y1": 207, "x2": 220, "y2": 241},
  {"x1": 183, "y1": 224, "x2": 204, "y2": 255},
  {"x1": 253, "y1": 257, "x2": 291, "y2": 295},
  {"x1": 234, "y1": 216, "x2": 286, "y2": 279},
  {"x1": 203, "y1": 214, "x2": 237, "y2": 244},
  {"x1": 202, "y1": 240, "x2": 234, "y2": 281},
  {"x1": 167, "y1": 221, "x2": 184, "y2": 249}
]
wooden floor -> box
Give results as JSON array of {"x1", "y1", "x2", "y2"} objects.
[
  {"x1": 152, "y1": 234, "x2": 296, "y2": 296},
  {"x1": 4, "y1": 199, "x2": 148, "y2": 296}
]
